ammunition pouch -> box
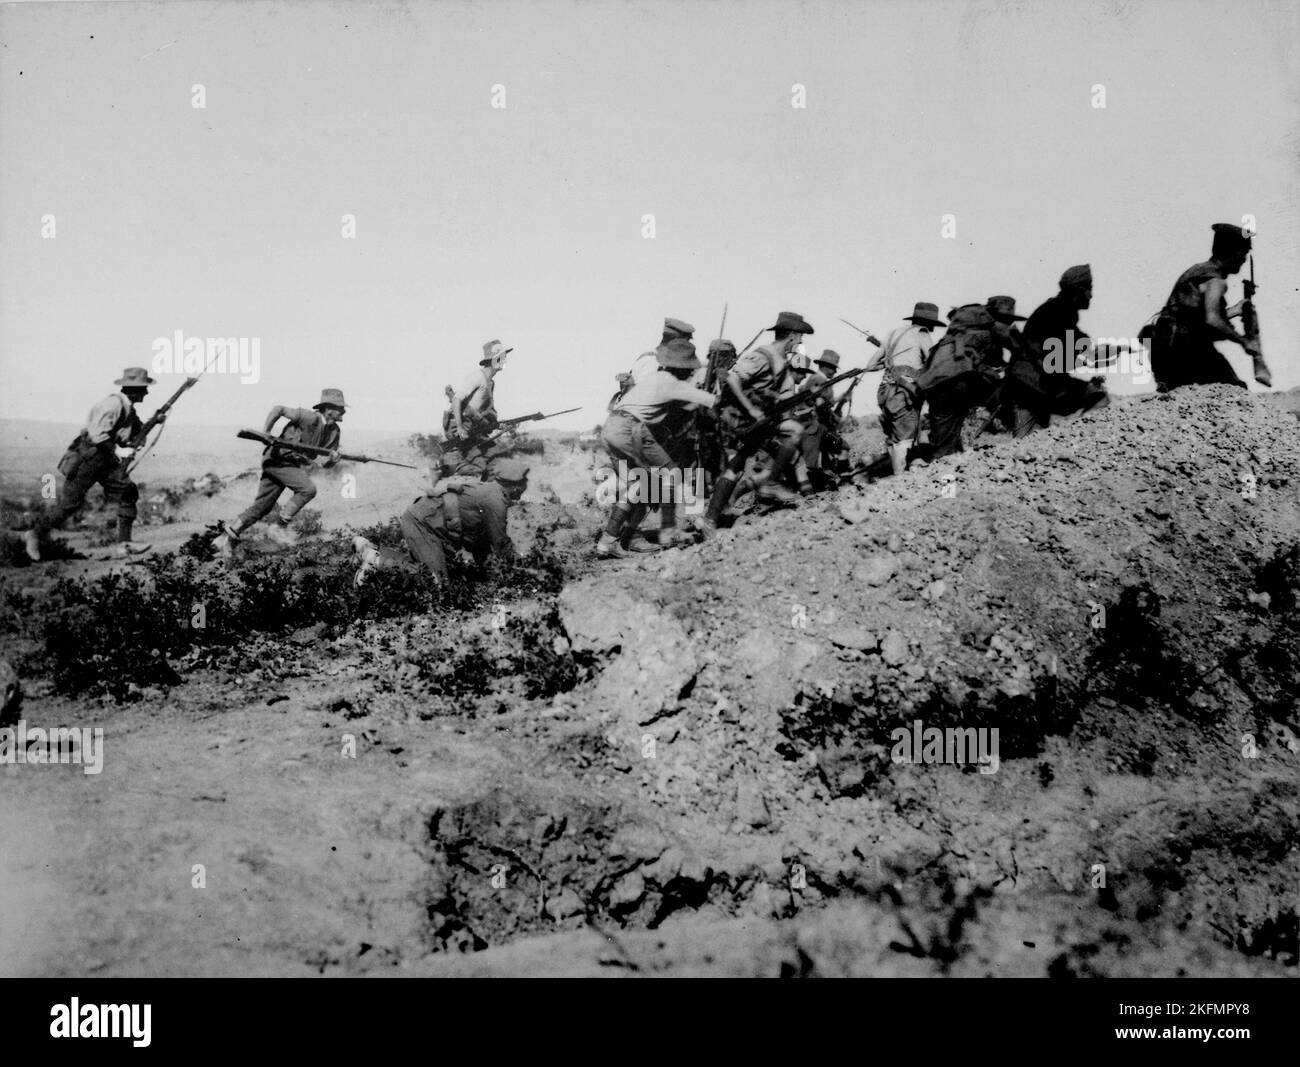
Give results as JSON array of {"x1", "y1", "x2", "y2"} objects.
[{"x1": 57, "y1": 432, "x2": 104, "y2": 478}]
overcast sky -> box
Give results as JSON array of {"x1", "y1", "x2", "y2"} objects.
[{"x1": 2, "y1": 0, "x2": 1297, "y2": 433}]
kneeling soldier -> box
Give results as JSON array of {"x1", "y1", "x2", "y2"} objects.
[
  {"x1": 353, "y1": 457, "x2": 529, "y2": 585},
  {"x1": 27, "y1": 367, "x2": 164, "y2": 560},
  {"x1": 220, "y1": 389, "x2": 344, "y2": 548}
]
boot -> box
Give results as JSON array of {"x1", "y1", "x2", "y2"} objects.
[
  {"x1": 888, "y1": 442, "x2": 910, "y2": 476},
  {"x1": 755, "y1": 481, "x2": 798, "y2": 506},
  {"x1": 706, "y1": 472, "x2": 739, "y2": 524},
  {"x1": 114, "y1": 517, "x2": 149, "y2": 556},
  {"x1": 595, "y1": 533, "x2": 629, "y2": 559}
]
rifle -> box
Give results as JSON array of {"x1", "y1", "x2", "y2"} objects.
[
  {"x1": 236, "y1": 428, "x2": 418, "y2": 469},
  {"x1": 455, "y1": 406, "x2": 583, "y2": 452},
  {"x1": 839, "y1": 318, "x2": 883, "y2": 348},
  {"x1": 736, "y1": 367, "x2": 866, "y2": 445},
  {"x1": 1242, "y1": 253, "x2": 1271, "y2": 387},
  {"x1": 737, "y1": 326, "x2": 765, "y2": 356},
  {"x1": 124, "y1": 361, "x2": 216, "y2": 474},
  {"x1": 494, "y1": 406, "x2": 582, "y2": 432}
]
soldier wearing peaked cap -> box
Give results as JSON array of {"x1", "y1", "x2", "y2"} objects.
[
  {"x1": 597, "y1": 338, "x2": 716, "y2": 557},
  {"x1": 219, "y1": 389, "x2": 345, "y2": 550},
  {"x1": 1149, "y1": 223, "x2": 1259, "y2": 392},
  {"x1": 1008, "y1": 268, "x2": 1109, "y2": 438},
  {"x1": 865, "y1": 302, "x2": 944, "y2": 475},
  {"x1": 353, "y1": 457, "x2": 529, "y2": 586},
  {"x1": 621, "y1": 317, "x2": 696, "y2": 394},
  {"x1": 25, "y1": 367, "x2": 167, "y2": 561},
  {"x1": 445, "y1": 339, "x2": 512, "y2": 443}
]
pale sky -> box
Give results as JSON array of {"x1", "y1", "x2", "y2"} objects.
[{"x1": 2, "y1": 0, "x2": 1297, "y2": 433}]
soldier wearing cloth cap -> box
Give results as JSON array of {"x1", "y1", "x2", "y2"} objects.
[
  {"x1": 353, "y1": 455, "x2": 529, "y2": 586},
  {"x1": 709, "y1": 310, "x2": 814, "y2": 516},
  {"x1": 597, "y1": 337, "x2": 716, "y2": 558},
  {"x1": 1150, "y1": 224, "x2": 1260, "y2": 392},
  {"x1": 445, "y1": 339, "x2": 512, "y2": 443},
  {"x1": 1007, "y1": 268, "x2": 1109, "y2": 438},
  {"x1": 866, "y1": 302, "x2": 945, "y2": 475},
  {"x1": 610, "y1": 318, "x2": 696, "y2": 410},
  {"x1": 219, "y1": 389, "x2": 345, "y2": 549},
  {"x1": 25, "y1": 367, "x2": 166, "y2": 560}
]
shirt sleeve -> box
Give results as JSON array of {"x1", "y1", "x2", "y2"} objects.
[
  {"x1": 665, "y1": 378, "x2": 717, "y2": 408},
  {"x1": 730, "y1": 349, "x2": 768, "y2": 384},
  {"x1": 85, "y1": 395, "x2": 127, "y2": 445}
]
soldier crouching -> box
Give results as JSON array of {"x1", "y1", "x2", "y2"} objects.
[{"x1": 352, "y1": 456, "x2": 529, "y2": 586}]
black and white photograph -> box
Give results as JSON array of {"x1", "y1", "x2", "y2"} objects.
[{"x1": 0, "y1": 0, "x2": 1297, "y2": 1031}]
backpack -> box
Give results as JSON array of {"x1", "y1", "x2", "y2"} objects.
[{"x1": 914, "y1": 304, "x2": 997, "y2": 393}]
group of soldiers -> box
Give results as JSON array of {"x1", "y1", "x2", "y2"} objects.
[
  {"x1": 19, "y1": 222, "x2": 1267, "y2": 581},
  {"x1": 592, "y1": 221, "x2": 1267, "y2": 556}
]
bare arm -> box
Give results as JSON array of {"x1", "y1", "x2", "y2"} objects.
[
  {"x1": 262, "y1": 405, "x2": 286, "y2": 433},
  {"x1": 1204, "y1": 276, "x2": 1253, "y2": 349}
]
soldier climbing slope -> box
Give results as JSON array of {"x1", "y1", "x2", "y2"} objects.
[
  {"x1": 26, "y1": 367, "x2": 165, "y2": 561},
  {"x1": 1006, "y1": 266, "x2": 1110, "y2": 438},
  {"x1": 705, "y1": 309, "x2": 815, "y2": 520},
  {"x1": 596, "y1": 338, "x2": 715, "y2": 558},
  {"x1": 218, "y1": 389, "x2": 345, "y2": 550},
  {"x1": 866, "y1": 302, "x2": 945, "y2": 475},
  {"x1": 1149, "y1": 223, "x2": 1264, "y2": 392},
  {"x1": 610, "y1": 317, "x2": 696, "y2": 411}
]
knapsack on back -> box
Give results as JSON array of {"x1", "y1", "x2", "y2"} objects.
[{"x1": 914, "y1": 304, "x2": 997, "y2": 393}]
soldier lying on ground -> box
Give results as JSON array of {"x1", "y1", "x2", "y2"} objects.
[{"x1": 352, "y1": 456, "x2": 529, "y2": 586}]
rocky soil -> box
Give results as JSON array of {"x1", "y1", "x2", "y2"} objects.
[{"x1": 1, "y1": 390, "x2": 1297, "y2": 977}]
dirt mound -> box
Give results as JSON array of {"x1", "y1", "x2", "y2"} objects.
[{"x1": 3, "y1": 386, "x2": 1297, "y2": 976}]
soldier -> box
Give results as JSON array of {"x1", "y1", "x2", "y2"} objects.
[
  {"x1": 596, "y1": 338, "x2": 715, "y2": 558},
  {"x1": 866, "y1": 302, "x2": 945, "y2": 475},
  {"x1": 353, "y1": 456, "x2": 529, "y2": 586},
  {"x1": 610, "y1": 318, "x2": 696, "y2": 412},
  {"x1": 446, "y1": 339, "x2": 512, "y2": 442},
  {"x1": 1007, "y1": 267, "x2": 1109, "y2": 438},
  {"x1": 789, "y1": 349, "x2": 839, "y2": 492},
  {"x1": 1149, "y1": 223, "x2": 1259, "y2": 392},
  {"x1": 629, "y1": 318, "x2": 695, "y2": 386},
  {"x1": 219, "y1": 389, "x2": 344, "y2": 548},
  {"x1": 707, "y1": 310, "x2": 814, "y2": 519},
  {"x1": 25, "y1": 367, "x2": 165, "y2": 561},
  {"x1": 919, "y1": 304, "x2": 1004, "y2": 460}
]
